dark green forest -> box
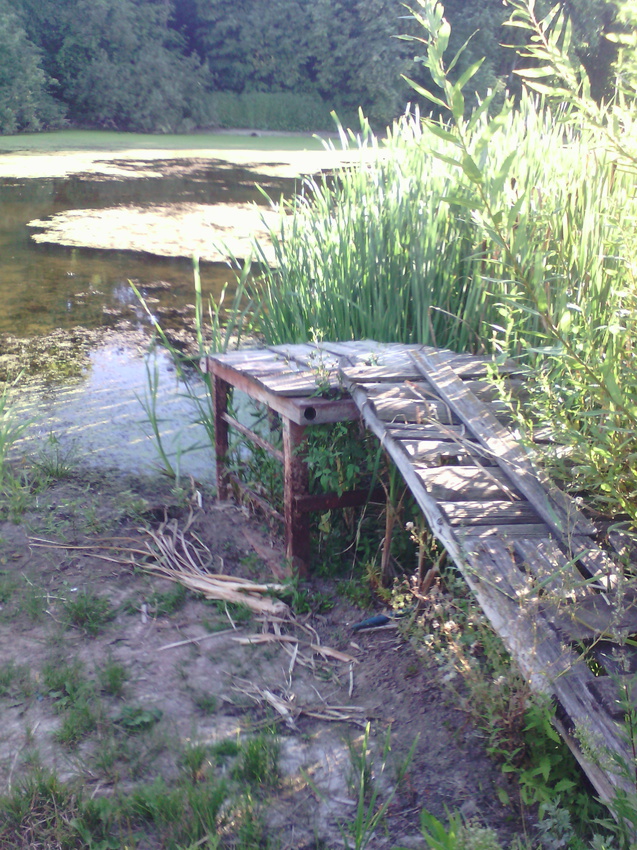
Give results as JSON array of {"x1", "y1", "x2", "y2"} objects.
[{"x1": 0, "y1": 0, "x2": 623, "y2": 134}]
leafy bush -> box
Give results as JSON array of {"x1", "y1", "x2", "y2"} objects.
[{"x1": 212, "y1": 90, "x2": 336, "y2": 132}]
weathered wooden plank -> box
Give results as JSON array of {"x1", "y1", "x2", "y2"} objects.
[
  {"x1": 411, "y1": 350, "x2": 597, "y2": 539},
  {"x1": 374, "y1": 397, "x2": 457, "y2": 425},
  {"x1": 513, "y1": 538, "x2": 591, "y2": 599},
  {"x1": 340, "y1": 339, "x2": 391, "y2": 353},
  {"x1": 591, "y1": 676, "x2": 637, "y2": 718},
  {"x1": 414, "y1": 465, "x2": 521, "y2": 501},
  {"x1": 341, "y1": 362, "x2": 514, "y2": 383},
  {"x1": 268, "y1": 343, "x2": 320, "y2": 358},
  {"x1": 591, "y1": 641, "x2": 637, "y2": 677},
  {"x1": 399, "y1": 437, "x2": 495, "y2": 465},
  {"x1": 342, "y1": 379, "x2": 467, "y2": 567},
  {"x1": 545, "y1": 591, "x2": 637, "y2": 642},
  {"x1": 460, "y1": 537, "x2": 630, "y2": 803},
  {"x1": 266, "y1": 343, "x2": 342, "y2": 373},
  {"x1": 439, "y1": 500, "x2": 541, "y2": 526},
  {"x1": 459, "y1": 523, "x2": 553, "y2": 540},
  {"x1": 366, "y1": 381, "x2": 433, "y2": 400},
  {"x1": 315, "y1": 341, "x2": 361, "y2": 360},
  {"x1": 208, "y1": 349, "x2": 280, "y2": 366},
  {"x1": 258, "y1": 371, "x2": 342, "y2": 397},
  {"x1": 387, "y1": 423, "x2": 475, "y2": 440},
  {"x1": 566, "y1": 541, "x2": 621, "y2": 589},
  {"x1": 209, "y1": 359, "x2": 359, "y2": 426}
]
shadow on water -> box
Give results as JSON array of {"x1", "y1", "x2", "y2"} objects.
[{"x1": 0, "y1": 157, "x2": 295, "y2": 479}]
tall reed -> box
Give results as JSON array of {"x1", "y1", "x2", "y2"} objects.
[
  {"x1": 241, "y1": 0, "x2": 637, "y2": 523},
  {"x1": 250, "y1": 98, "x2": 636, "y2": 359}
]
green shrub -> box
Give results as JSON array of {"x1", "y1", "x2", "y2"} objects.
[{"x1": 212, "y1": 90, "x2": 335, "y2": 132}]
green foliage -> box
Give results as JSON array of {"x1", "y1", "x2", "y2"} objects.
[
  {"x1": 337, "y1": 723, "x2": 417, "y2": 850},
  {"x1": 0, "y1": 380, "x2": 31, "y2": 487},
  {"x1": 398, "y1": 808, "x2": 502, "y2": 850},
  {"x1": 212, "y1": 91, "x2": 335, "y2": 132},
  {"x1": 0, "y1": 660, "x2": 32, "y2": 698},
  {"x1": 16, "y1": 0, "x2": 214, "y2": 133},
  {"x1": 411, "y1": 570, "x2": 603, "y2": 831},
  {"x1": 0, "y1": 0, "x2": 65, "y2": 133},
  {"x1": 147, "y1": 582, "x2": 188, "y2": 617},
  {"x1": 113, "y1": 705, "x2": 162, "y2": 733},
  {"x1": 246, "y1": 0, "x2": 637, "y2": 524},
  {"x1": 124, "y1": 774, "x2": 227, "y2": 846},
  {"x1": 63, "y1": 590, "x2": 115, "y2": 637},
  {"x1": 0, "y1": 770, "x2": 84, "y2": 848},
  {"x1": 96, "y1": 656, "x2": 128, "y2": 698},
  {"x1": 193, "y1": 0, "x2": 415, "y2": 125},
  {"x1": 234, "y1": 732, "x2": 280, "y2": 790},
  {"x1": 33, "y1": 433, "x2": 79, "y2": 480}
]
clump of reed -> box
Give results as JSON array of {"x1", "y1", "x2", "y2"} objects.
[
  {"x1": 251, "y1": 98, "x2": 635, "y2": 359},
  {"x1": 239, "y1": 0, "x2": 637, "y2": 525}
]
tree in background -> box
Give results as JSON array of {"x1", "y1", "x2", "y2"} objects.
[
  {"x1": 190, "y1": 0, "x2": 414, "y2": 125},
  {"x1": 409, "y1": 0, "x2": 622, "y2": 111},
  {"x1": 0, "y1": 0, "x2": 65, "y2": 133},
  {"x1": 0, "y1": 0, "x2": 629, "y2": 134},
  {"x1": 15, "y1": 0, "x2": 214, "y2": 132}
]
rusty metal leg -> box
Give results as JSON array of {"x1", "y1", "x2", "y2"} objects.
[
  {"x1": 213, "y1": 374, "x2": 230, "y2": 500},
  {"x1": 283, "y1": 418, "x2": 310, "y2": 576}
]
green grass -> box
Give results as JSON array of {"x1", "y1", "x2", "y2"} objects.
[
  {"x1": 63, "y1": 590, "x2": 115, "y2": 637},
  {"x1": 0, "y1": 660, "x2": 32, "y2": 698},
  {"x1": 234, "y1": 732, "x2": 280, "y2": 791},
  {"x1": 97, "y1": 656, "x2": 128, "y2": 698},
  {"x1": 0, "y1": 129, "x2": 328, "y2": 154}
]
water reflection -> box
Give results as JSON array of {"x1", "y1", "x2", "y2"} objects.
[
  {"x1": 15, "y1": 343, "x2": 214, "y2": 480},
  {"x1": 0, "y1": 160, "x2": 293, "y2": 336},
  {"x1": 0, "y1": 156, "x2": 294, "y2": 478}
]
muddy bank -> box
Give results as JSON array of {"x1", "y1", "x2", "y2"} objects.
[{"x1": 0, "y1": 467, "x2": 531, "y2": 848}]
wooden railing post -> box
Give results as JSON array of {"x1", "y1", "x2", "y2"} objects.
[
  {"x1": 213, "y1": 374, "x2": 230, "y2": 500},
  {"x1": 283, "y1": 418, "x2": 310, "y2": 576}
]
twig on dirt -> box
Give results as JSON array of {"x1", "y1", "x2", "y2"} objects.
[
  {"x1": 233, "y1": 679, "x2": 367, "y2": 728},
  {"x1": 288, "y1": 641, "x2": 299, "y2": 683},
  {"x1": 309, "y1": 644, "x2": 359, "y2": 664},
  {"x1": 158, "y1": 628, "x2": 239, "y2": 652},
  {"x1": 233, "y1": 634, "x2": 298, "y2": 646},
  {"x1": 262, "y1": 688, "x2": 297, "y2": 729},
  {"x1": 29, "y1": 524, "x2": 290, "y2": 616},
  {"x1": 224, "y1": 602, "x2": 237, "y2": 630}
]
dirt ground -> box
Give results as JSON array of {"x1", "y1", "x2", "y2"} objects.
[{"x1": 0, "y1": 467, "x2": 532, "y2": 849}]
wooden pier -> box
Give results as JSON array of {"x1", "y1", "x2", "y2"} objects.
[{"x1": 203, "y1": 340, "x2": 637, "y2": 805}]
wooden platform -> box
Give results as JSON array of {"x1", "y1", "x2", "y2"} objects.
[{"x1": 204, "y1": 341, "x2": 637, "y2": 805}]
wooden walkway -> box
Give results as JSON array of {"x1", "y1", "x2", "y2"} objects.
[{"x1": 204, "y1": 341, "x2": 637, "y2": 805}]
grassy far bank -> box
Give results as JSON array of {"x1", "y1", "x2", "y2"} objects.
[{"x1": 0, "y1": 129, "x2": 330, "y2": 154}]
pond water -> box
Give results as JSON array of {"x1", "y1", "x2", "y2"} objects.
[
  {"x1": 0, "y1": 160, "x2": 294, "y2": 336},
  {"x1": 0, "y1": 156, "x2": 296, "y2": 480}
]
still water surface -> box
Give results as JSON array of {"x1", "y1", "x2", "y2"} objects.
[
  {"x1": 0, "y1": 160, "x2": 292, "y2": 336},
  {"x1": 1, "y1": 158, "x2": 294, "y2": 479}
]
